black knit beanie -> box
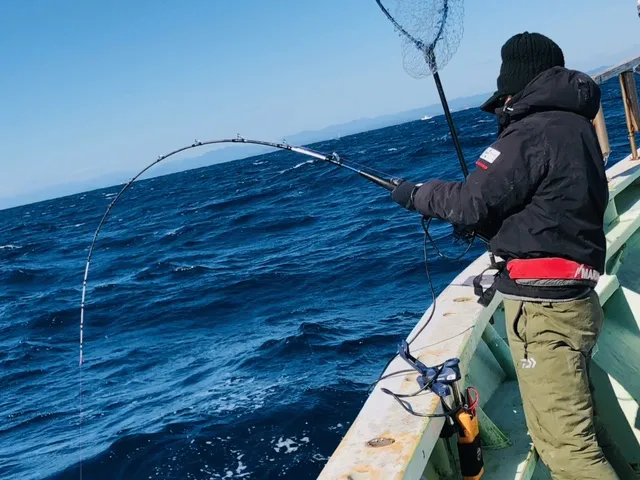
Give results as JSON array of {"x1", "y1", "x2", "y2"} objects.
[{"x1": 480, "y1": 32, "x2": 565, "y2": 113}]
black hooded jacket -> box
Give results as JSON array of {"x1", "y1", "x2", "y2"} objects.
[{"x1": 412, "y1": 67, "x2": 608, "y2": 300}]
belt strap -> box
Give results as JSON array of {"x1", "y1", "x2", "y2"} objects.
[
  {"x1": 507, "y1": 258, "x2": 599, "y2": 282},
  {"x1": 473, "y1": 259, "x2": 506, "y2": 307}
]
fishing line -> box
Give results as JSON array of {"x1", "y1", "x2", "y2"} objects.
[
  {"x1": 380, "y1": 385, "x2": 461, "y2": 418},
  {"x1": 367, "y1": 216, "x2": 437, "y2": 392},
  {"x1": 426, "y1": 220, "x2": 477, "y2": 261}
]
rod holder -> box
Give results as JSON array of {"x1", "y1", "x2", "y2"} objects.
[
  {"x1": 619, "y1": 71, "x2": 640, "y2": 160},
  {"x1": 592, "y1": 103, "x2": 611, "y2": 163}
]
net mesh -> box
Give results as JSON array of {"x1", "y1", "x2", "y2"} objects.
[{"x1": 378, "y1": 0, "x2": 464, "y2": 79}]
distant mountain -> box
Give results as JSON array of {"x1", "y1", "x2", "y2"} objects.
[
  {"x1": 289, "y1": 91, "x2": 491, "y2": 142},
  {"x1": 0, "y1": 172, "x2": 135, "y2": 211},
  {"x1": 146, "y1": 91, "x2": 491, "y2": 179},
  {"x1": 586, "y1": 65, "x2": 613, "y2": 75}
]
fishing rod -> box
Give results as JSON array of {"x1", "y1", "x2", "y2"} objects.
[{"x1": 78, "y1": 135, "x2": 402, "y2": 366}]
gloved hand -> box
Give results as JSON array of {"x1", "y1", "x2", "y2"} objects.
[
  {"x1": 452, "y1": 224, "x2": 475, "y2": 243},
  {"x1": 391, "y1": 180, "x2": 420, "y2": 211},
  {"x1": 453, "y1": 224, "x2": 491, "y2": 245}
]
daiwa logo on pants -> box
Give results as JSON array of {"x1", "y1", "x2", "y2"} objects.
[{"x1": 521, "y1": 357, "x2": 536, "y2": 369}]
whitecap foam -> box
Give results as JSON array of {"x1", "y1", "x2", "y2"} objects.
[
  {"x1": 278, "y1": 159, "x2": 315, "y2": 174},
  {"x1": 293, "y1": 159, "x2": 314, "y2": 169},
  {"x1": 273, "y1": 437, "x2": 299, "y2": 454},
  {"x1": 174, "y1": 265, "x2": 196, "y2": 272}
]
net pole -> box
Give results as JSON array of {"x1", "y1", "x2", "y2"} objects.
[{"x1": 432, "y1": 71, "x2": 468, "y2": 178}]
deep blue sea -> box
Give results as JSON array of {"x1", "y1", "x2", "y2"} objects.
[{"x1": 0, "y1": 78, "x2": 632, "y2": 480}]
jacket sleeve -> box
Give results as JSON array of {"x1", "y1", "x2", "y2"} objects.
[{"x1": 412, "y1": 128, "x2": 548, "y2": 230}]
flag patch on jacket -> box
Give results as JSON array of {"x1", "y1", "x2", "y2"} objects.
[
  {"x1": 480, "y1": 147, "x2": 501, "y2": 163},
  {"x1": 476, "y1": 146, "x2": 501, "y2": 170}
]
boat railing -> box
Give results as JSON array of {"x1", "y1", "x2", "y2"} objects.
[{"x1": 592, "y1": 56, "x2": 640, "y2": 161}]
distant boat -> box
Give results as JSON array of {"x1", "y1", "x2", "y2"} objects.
[{"x1": 421, "y1": 115, "x2": 432, "y2": 121}]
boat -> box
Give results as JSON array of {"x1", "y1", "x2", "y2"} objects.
[
  {"x1": 318, "y1": 57, "x2": 640, "y2": 479},
  {"x1": 421, "y1": 115, "x2": 433, "y2": 121}
]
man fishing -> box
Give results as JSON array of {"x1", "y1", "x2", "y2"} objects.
[{"x1": 391, "y1": 32, "x2": 635, "y2": 479}]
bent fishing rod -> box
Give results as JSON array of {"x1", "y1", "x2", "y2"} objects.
[
  {"x1": 78, "y1": 135, "x2": 403, "y2": 366},
  {"x1": 81, "y1": 0, "x2": 478, "y2": 366}
]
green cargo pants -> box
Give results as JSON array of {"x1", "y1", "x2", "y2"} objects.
[{"x1": 504, "y1": 291, "x2": 636, "y2": 479}]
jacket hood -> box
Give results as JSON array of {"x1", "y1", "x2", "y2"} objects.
[{"x1": 504, "y1": 67, "x2": 601, "y2": 120}]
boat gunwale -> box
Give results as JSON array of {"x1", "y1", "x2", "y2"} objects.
[{"x1": 591, "y1": 56, "x2": 640, "y2": 85}]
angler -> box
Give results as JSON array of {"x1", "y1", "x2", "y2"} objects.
[{"x1": 390, "y1": 32, "x2": 637, "y2": 479}]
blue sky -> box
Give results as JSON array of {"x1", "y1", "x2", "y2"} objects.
[{"x1": 1, "y1": 0, "x2": 638, "y2": 202}]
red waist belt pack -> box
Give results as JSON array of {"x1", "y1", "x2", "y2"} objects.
[{"x1": 506, "y1": 258, "x2": 600, "y2": 282}]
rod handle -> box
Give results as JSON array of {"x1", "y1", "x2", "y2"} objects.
[{"x1": 359, "y1": 171, "x2": 403, "y2": 191}]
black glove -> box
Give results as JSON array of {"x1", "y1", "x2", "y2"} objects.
[
  {"x1": 391, "y1": 180, "x2": 419, "y2": 211},
  {"x1": 452, "y1": 224, "x2": 475, "y2": 243},
  {"x1": 453, "y1": 224, "x2": 491, "y2": 245}
]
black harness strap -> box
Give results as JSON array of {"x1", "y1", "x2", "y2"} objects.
[{"x1": 473, "y1": 259, "x2": 506, "y2": 307}]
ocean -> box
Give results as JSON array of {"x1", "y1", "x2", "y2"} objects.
[{"x1": 0, "y1": 77, "x2": 631, "y2": 479}]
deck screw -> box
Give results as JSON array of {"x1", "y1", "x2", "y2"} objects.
[{"x1": 366, "y1": 437, "x2": 395, "y2": 448}]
